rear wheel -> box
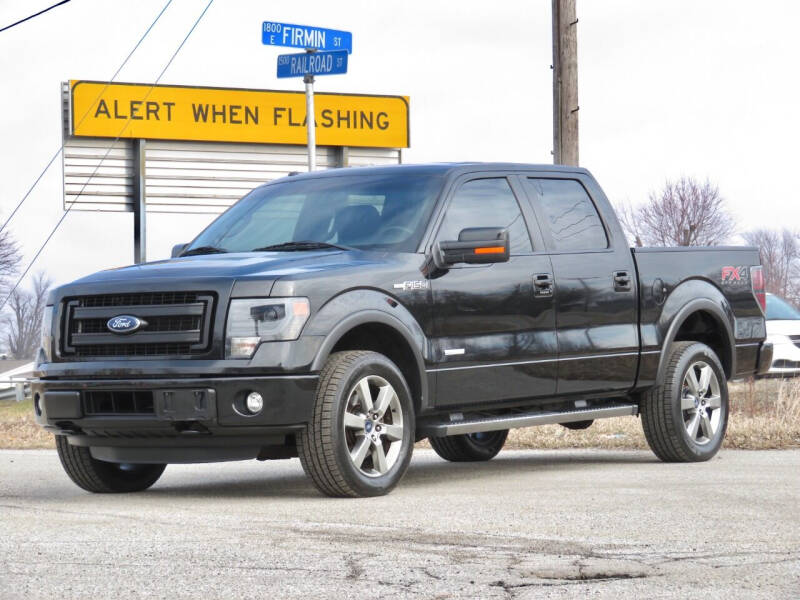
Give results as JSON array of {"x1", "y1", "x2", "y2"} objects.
[
  {"x1": 429, "y1": 429, "x2": 509, "y2": 462},
  {"x1": 55, "y1": 435, "x2": 166, "y2": 493},
  {"x1": 640, "y1": 341, "x2": 729, "y2": 462},
  {"x1": 297, "y1": 351, "x2": 415, "y2": 497}
]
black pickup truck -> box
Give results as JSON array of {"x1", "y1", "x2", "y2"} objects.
[{"x1": 34, "y1": 163, "x2": 772, "y2": 497}]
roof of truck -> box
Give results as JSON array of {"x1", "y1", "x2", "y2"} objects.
[{"x1": 267, "y1": 162, "x2": 591, "y2": 185}]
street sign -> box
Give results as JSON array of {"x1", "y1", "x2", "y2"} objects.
[
  {"x1": 262, "y1": 21, "x2": 352, "y2": 53},
  {"x1": 277, "y1": 50, "x2": 348, "y2": 78},
  {"x1": 262, "y1": 21, "x2": 353, "y2": 172}
]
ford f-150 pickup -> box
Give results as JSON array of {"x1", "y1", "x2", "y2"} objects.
[{"x1": 33, "y1": 163, "x2": 773, "y2": 497}]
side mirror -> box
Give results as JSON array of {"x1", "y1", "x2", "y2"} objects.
[
  {"x1": 171, "y1": 243, "x2": 188, "y2": 258},
  {"x1": 434, "y1": 227, "x2": 510, "y2": 269}
]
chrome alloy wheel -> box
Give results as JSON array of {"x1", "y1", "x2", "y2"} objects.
[
  {"x1": 681, "y1": 360, "x2": 723, "y2": 445},
  {"x1": 343, "y1": 375, "x2": 405, "y2": 477}
]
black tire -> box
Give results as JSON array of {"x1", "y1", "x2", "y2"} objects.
[
  {"x1": 429, "y1": 429, "x2": 509, "y2": 462},
  {"x1": 297, "y1": 351, "x2": 415, "y2": 497},
  {"x1": 55, "y1": 435, "x2": 166, "y2": 493},
  {"x1": 640, "y1": 341, "x2": 729, "y2": 462},
  {"x1": 561, "y1": 420, "x2": 594, "y2": 430}
]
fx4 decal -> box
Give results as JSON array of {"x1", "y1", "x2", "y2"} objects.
[{"x1": 721, "y1": 266, "x2": 749, "y2": 285}]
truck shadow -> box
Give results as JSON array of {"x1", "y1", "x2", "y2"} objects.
[
  {"x1": 147, "y1": 450, "x2": 658, "y2": 499},
  {"x1": 402, "y1": 450, "x2": 657, "y2": 490}
]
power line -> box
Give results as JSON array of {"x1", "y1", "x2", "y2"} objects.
[
  {"x1": 0, "y1": 0, "x2": 174, "y2": 237},
  {"x1": 0, "y1": 0, "x2": 71, "y2": 34},
  {"x1": 0, "y1": 0, "x2": 215, "y2": 312}
]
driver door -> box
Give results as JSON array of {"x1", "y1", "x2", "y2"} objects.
[{"x1": 430, "y1": 175, "x2": 557, "y2": 408}]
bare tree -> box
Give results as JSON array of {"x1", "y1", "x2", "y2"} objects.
[
  {"x1": 743, "y1": 229, "x2": 800, "y2": 305},
  {"x1": 3, "y1": 272, "x2": 52, "y2": 360},
  {"x1": 617, "y1": 177, "x2": 735, "y2": 247},
  {"x1": 0, "y1": 228, "x2": 20, "y2": 291}
]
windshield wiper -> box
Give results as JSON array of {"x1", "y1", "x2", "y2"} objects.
[
  {"x1": 252, "y1": 241, "x2": 351, "y2": 252},
  {"x1": 180, "y1": 246, "x2": 228, "y2": 257}
]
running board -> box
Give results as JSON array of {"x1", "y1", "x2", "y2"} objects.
[{"x1": 421, "y1": 404, "x2": 638, "y2": 438}]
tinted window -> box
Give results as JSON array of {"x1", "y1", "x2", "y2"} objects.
[
  {"x1": 185, "y1": 173, "x2": 444, "y2": 253},
  {"x1": 528, "y1": 178, "x2": 608, "y2": 251},
  {"x1": 437, "y1": 178, "x2": 532, "y2": 254}
]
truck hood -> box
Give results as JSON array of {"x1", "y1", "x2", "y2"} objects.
[{"x1": 66, "y1": 250, "x2": 383, "y2": 286}]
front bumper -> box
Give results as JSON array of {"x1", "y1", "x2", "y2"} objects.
[
  {"x1": 766, "y1": 338, "x2": 800, "y2": 376},
  {"x1": 756, "y1": 341, "x2": 775, "y2": 376},
  {"x1": 31, "y1": 374, "x2": 318, "y2": 463}
]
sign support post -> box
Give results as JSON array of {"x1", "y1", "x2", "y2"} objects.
[
  {"x1": 132, "y1": 138, "x2": 146, "y2": 264},
  {"x1": 304, "y1": 51, "x2": 316, "y2": 172}
]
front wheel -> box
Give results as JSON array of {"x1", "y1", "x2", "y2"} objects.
[
  {"x1": 640, "y1": 341, "x2": 729, "y2": 462},
  {"x1": 429, "y1": 429, "x2": 509, "y2": 462},
  {"x1": 298, "y1": 351, "x2": 415, "y2": 497},
  {"x1": 56, "y1": 435, "x2": 166, "y2": 493}
]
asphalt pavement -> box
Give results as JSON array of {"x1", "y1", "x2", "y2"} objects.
[{"x1": 0, "y1": 448, "x2": 798, "y2": 599}]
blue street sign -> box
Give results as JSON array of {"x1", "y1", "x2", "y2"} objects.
[
  {"x1": 276, "y1": 50, "x2": 348, "y2": 78},
  {"x1": 262, "y1": 22, "x2": 352, "y2": 54}
]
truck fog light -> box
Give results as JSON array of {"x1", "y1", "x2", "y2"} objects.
[{"x1": 246, "y1": 391, "x2": 264, "y2": 415}]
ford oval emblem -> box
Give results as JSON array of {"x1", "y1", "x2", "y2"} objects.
[{"x1": 106, "y1": 315, "x2": 142, "y2": 335}]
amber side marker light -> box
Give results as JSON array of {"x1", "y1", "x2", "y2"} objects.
[{"x1": 474, "y1": 246, "x2": 505, "y2": 255}]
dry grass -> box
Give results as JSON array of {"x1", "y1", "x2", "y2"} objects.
[
  {"x1": 0, "y1": 399, "x2": 54, "y2": 449},
  {"x1": 3, "y1": 378, "x2": 800, "y2": 451},
  {"x1": 725, "y1": 377, "x2": 800, "y2": 449}
]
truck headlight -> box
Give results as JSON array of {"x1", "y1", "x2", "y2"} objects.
[
  {"x1": 40, "y1": 305, "x2": 54, "y2": 362},
  {"x1": 225, "y1": 298, "x2": 310, "y2": 359}
]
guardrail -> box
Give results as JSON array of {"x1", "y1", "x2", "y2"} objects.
[{"x1": 0, "y1": 378, "x2": 30, "y2": 402}]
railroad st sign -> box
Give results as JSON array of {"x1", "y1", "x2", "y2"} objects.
[
  {"x1": 277, "y1": 50, "x2": 348, "y2": 78},
  {"x1": 69, "y1": 81, "x2": 409, "y2": 148},
  {"x1": 261, "y1": 21, "x2": 352, "y2": 53}
]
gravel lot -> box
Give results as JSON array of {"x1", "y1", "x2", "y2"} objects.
[{"x1": 1, "y1": 448, "x2": 798, "y2": 599}]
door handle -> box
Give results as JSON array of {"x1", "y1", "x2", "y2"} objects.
[
  {"x1": 534, "y1": 273, "x2": 554, "y2": 297},
  {"x1": 613, "y1": 271, "x2": 632, "y2": 291}
]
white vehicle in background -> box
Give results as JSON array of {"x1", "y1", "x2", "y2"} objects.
[{"x1": 765, "y1": 293, "x2": 800, "y2": 377}]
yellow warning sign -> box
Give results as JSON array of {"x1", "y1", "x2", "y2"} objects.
[{"x1": 69, "y1": 80, "x2": 409, "y2": 148}]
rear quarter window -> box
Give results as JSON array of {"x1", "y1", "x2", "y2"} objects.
[{"x1": 526, "y1": 178, "x2": 608, "y2": 252}]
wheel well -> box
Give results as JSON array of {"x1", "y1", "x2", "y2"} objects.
[
  {"x1": 330, "y1": 323, "x2": 423, "y2": 411},
  {"x1": 672, "y1": 310, "x2": 732, "y2": 378}
]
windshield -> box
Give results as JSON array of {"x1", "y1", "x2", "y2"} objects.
[
  {"x1": 766, "y1": 294, "x2": 800, "y2": 320},
  {"x1": 184, "y1": 172, "x2": 445, "y2": 254}
]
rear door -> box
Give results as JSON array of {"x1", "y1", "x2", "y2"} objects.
[
  {"x1": 430, "y1": 174, "x2": 557, "y2": 407},
  {"x1": 520, "y1": 175, "x2": 639, "y2": 395}
]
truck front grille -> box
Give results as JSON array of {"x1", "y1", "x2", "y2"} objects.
[
  {"x1": 60, "y1": 292, "x2": 215, "y2": 359},
  {"x1": 73, "y1": 315, "x2": 202, "y2": 334}
]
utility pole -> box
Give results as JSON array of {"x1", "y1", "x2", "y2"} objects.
[{"x1": 552, "y1": 0, "x2": 579, "y2": 166}]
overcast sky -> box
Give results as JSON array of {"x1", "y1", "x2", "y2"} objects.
[{"x1": 1, "y1": 0, "x2": 798, "y2": 290}]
